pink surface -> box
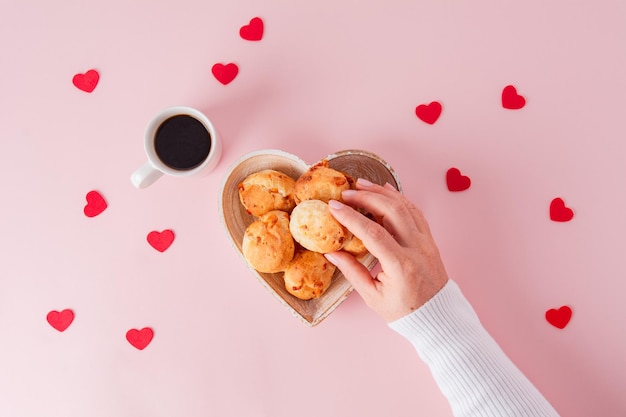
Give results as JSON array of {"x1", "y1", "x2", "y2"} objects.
[{"x1": 1, "y1": 1, "x2": 625, "y2": 416}]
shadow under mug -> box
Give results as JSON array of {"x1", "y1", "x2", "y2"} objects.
[{"x1": 131, "y1": 106, "x2": 222, "y2": 189}]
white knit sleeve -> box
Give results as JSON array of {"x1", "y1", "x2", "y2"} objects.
[{"x1": 388, "y1": 280, "x2": 560, "y2": 417}]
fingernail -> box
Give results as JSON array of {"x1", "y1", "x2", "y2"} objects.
[
  {"x1": 328, "y1": 199, "x2": 345, "y2": 209},
  {"x1": 324, "y1": 253, "x2": 339, "y2": 264},
  {"x1": 341, "y1": 189, "x2": 357, "y2": 198},
  {"x1": 324, "y1": 253, "x2": 339, "y2": 266},
  {"x1": 357, "y1": 178, "x2": 373, "y2": 187}
]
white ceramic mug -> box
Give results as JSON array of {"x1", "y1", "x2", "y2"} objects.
[{"x1": 131, "y1": 106, "x2": 222, "y2": 189}]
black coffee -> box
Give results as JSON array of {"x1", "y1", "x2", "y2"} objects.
[{"x1": 154, "y1": 115, "x2": 211, "y2": 170}]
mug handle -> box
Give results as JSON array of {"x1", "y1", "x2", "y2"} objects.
[{"x1": 131, "y1": 162, "x2": 163, "y2": 189}]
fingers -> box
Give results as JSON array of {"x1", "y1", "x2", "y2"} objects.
[
  {"x1": 397, "y1": 194, "x2": 432, "y2": 237},
  {"x1": 328, "y1": 199, "x2": 401, "y2": 264},
  {"x1": 324, "y1": 251, "x2": 378, "y2": 299},
  {"x1": 342, "y1": 180, "x2": 431, "y2": 244},
  {"x1": 363, "y1": 179, "x2": 432, "y2": 236}
]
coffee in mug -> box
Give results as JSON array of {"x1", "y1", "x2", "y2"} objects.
[{"x1": 131, "y1": 106, "x2": 222, "y2": 189}]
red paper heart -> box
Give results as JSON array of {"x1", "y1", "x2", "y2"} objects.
[
  {"x1": 126, "y1": 327, "x2": 154, "y2": 350},
  {"x1": 212, "y1": 63, "x2": 239, "y2": 85},
  {"x1": 446, "y1": 167, "x2": 471, "y2": 192},
  {"x1": 502, "y1": 85, "x2": 526, "y2": 109},
  {"x1": 545, "y1": 306, "x2": 572, "y2": 329},
  {"x1": 47, "y1": 309, "x2": 74, "y2": 332},
  {"x1": 72, "y1": 69, "x2": 100, "y2": 93},
  {"x1": 240, "y1": 17, "x2": 264, "y2": 41},
  {"x1": 147, "y1": 229, "x2": 175, "y2": 252},
  {"x1": 415, "y1": 101, "x2": 442, "y2": 124},
  {"x1": 550, "y1": 198, "x2": 574, "y2": 222},
  {"x1": 84, "y1": 190, "x2": 108, "y2": 217}
]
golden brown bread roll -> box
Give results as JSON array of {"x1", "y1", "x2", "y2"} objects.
[
  {"x1": 238, "y1": 169, "x2": 296, "y2": 217},
  {"x1": 289, "y1": 199, "x2": 351, "y2": 253},
  {"x1": 242, "y1": 210, "x2": 295, "y2": 273},
  {"x1": 293, "y1": 160, "x2": 353, "y2": 204},
  {"x1": 284, "y1": 250, "x2": 335, "y2": 300},
  {"x1": 342, "y1": 234, "x2": 369, "y2": 257}
]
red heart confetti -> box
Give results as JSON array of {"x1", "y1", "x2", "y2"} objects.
[
  {"x1": 47, "y1": 309, "x2": 75, "y2": 332},
  {"x1": 147, "y1": 229, "x2": 175, "y2": 252},
  {"x1": 545, "y1": 306, "x2": 572, "y2": 329},
  {"x1": 446, "y1": 167, "x2": 471, "y2": 192},
  {"x1": 126, "y1": 327, "x2": 154, "y2": 350},
  {"x1": 72, "y1": 69, "x2": 100, "y2": 93},
  {"x1": 550, "y1": 198, "x2": 574, "y2": 222},
  {"x1": 415, "y1": 101, "x2": 442, "y2": 124},
  {"x1": 84, "y1": 190, "x2": 108, "y2": 217},
  {"x1": 502, "y1": 85, "x2": 526, "y2": 109},
  {"x1": 212, "y1": 63, "x2": 239, "y2": 85},
  {"x1": 240, "y1": 17, "x2": 264, "y2": 41}
]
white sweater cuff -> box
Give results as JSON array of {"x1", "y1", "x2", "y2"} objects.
[{"x1": 389, "y1": 280, "x2": 559, "y2": 417}]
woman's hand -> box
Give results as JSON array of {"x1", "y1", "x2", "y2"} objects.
[{"x1": 325, "y1": 179, "x2": 449, "y2": 322}]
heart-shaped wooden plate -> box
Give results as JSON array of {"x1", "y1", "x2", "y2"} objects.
[{"x1": 219, "y1": 149, "x2": 402, "y2": 326}]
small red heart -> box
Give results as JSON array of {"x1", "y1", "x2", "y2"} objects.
[
  {"x1": 502, "y1": 85, "x2": 526, "y2": 109},
  {"x1": 240, "y1": 17, "x2": 264, "y2": 41},
  {"x1": 126, "y1": 327, "x2": 154, "y2": 350},
  {"x1": 545, "y1": 306, "x2": 572, "y2": 329},
  {"x1": 47, "y1": 309, "x2": 74, "y2": 332},
  {"x1": 147, "y1": 229, "x2": 175, "y2": 252},
  {"x1": 72, "y1": 69, "x2": 100, "y2": 93},
  {"x1": 550, "y1": 198, "x2": 574, "y2": 222},
  {"x1": 415, "y1": 101, "x2": 442, "y2": 124},
  {"x1": 84, "y1": 190, "x2": 108, "y2": 217},
  {"x1": 212, "y1": 63, "x2": 239, "y2": 85},
  {"x1": 446, "y1": 168, "x2": 471, "y2": 192}
]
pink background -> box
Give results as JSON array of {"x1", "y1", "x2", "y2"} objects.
[{"x1": 1, "y1": 1, "x2": 625, "y2": 416}]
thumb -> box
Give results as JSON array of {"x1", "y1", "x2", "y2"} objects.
[{"x1": 325, "y1": 251, "x2": 378, "y2": 298}]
